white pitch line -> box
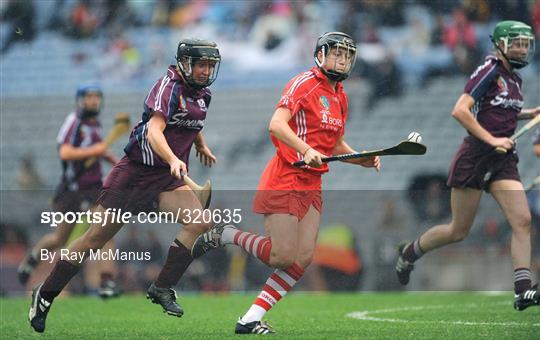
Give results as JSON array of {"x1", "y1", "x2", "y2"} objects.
[{"x1": 346, "y1": 303, "x2": 540, "y2": 327}]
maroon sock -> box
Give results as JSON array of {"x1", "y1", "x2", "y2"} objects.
[
  {"x1": 514, "y1": 268, "x2": 532, "y2": 294},
  {"x1": 27, "y1": 252, "x2": 39, "y2": 267},
  {"x1": 40, "y1": 260, "x2": 80, "y2": 302},
  {"x1": 402, "y1": 239, "x2": 425, "y2": 263},
  {"x1": 100, "y1": 272, "x2": 114, "y2": 285},
  {"x1": 154, "y1": 239, "x2": 193, "y2": 288}
]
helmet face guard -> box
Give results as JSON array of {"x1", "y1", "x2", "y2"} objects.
[
  {"x1": 314, "y1": 32, "x2": 357, "y2": 81},
  {"x1": 176, "y1": 38, "x2": 221, "y2": 89},
  {"x1": 491, "y1": 21, "x2": 535, "y2": 69},
  {"x1": 76, "y1": 83, "x2": 103, "y2": 119}
]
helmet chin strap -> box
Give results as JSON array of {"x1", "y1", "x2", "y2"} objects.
[
  {"x1": 320, "y1": 65, "x2": 349, "y2": 82},
  {"x1": 178, "y1": 58, "x2": 192, "y2": 77},
  {"x1": 315, "y1": 46, "x2": 349, "y2": 82},
  {"x1": 323, "y1": 70, "x2": 347, "y2": 81},
  {"x1": 79, "y1": 108, "x2": 99, "y2": 119},
  {"x1": 314, "y1": 46, "x2": 326, "y2": 69},
  {"x1": 177, "y1": 59, "x2": 208, "y2": 90},
  {"x1": 492, "y1": 37, "x2": 528, "y2": 69},
  {"x1": 507, "y1": 57, "x2": 528, "y2": 69},
  {"x1": 499, "y1": 48, "x2": 528, "y2": 69}
]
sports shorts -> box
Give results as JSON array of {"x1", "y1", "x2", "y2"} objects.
[
  {"x1": 253, "y1": 155, "x2": 322, "y2": 220},
  {"x1": 96, "y1": 156, "x2": 185, "y2": 214},
  {"x1": 447, "y1": 136, "x2": 520, "y2": 191}
]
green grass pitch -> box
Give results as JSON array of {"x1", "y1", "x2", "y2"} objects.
[{"x1": 1, "y1": 292, "x2": 539, "y2": 339}]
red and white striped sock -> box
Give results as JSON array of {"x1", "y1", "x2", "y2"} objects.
[
  {"x1": 223, "y1": 229, "x2": 272, "y2": 266},
  {"x1": 241, "y1": 263, "x2": 304, "y2": 323}
]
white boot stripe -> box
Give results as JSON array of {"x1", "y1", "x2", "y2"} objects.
[{"x1": 40, "y1": 298, "x2": 51, "y2": 307}]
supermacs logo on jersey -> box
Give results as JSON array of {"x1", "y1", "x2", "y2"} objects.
[
  {"x1": 490, "y1": 76, "x2": 523, "y2": 111},
  {"x1": 168, "y1": 97, "x2": 204, "y2": 129},
  {"x1": 168, "y1": 114, "x2": 205, "y2": 130}
]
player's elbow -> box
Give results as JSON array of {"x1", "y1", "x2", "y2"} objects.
[
  {"x1": 147, "y1": 128, "x2": 160, "y2": 149},
  {"x1": 451, "y1": 108, "x2": 470, "y2": 124},
  {"x1": 450, "y1": 108, "x2": 463, "y2": 120},
  {"x1": 268, "y1": 118, "x2": 281, "y2": 137},
  {"x1": 58, "y1": 145, "x2": 73, "y2": 161},
  {"x1": 58, "y1": 150, "x2": 69, "y2": 161},
  {"x1": 147, "y1": 129, "x2": 155, "y2": 144},
  {"x1": 535, "y1": 145, "x2": 540, "y2": 157},
  {"x1": 451, "y1": 96, "x2": 474, "y2": 121}
]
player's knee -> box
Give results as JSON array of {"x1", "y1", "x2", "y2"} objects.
[
  {"x1": 296, "y1": 256, "x2": 313, "y2": 269},
  {"x1": 55, "y1": 232, "x2": 71, "y2": 247},
  {"x1": 449, "y1": 228, "x2": 469, "y2": 242},
  {"x1": 269, "y1": 252, "x2": 295, "y2": 270},
  {"x1": 185, "y1": 221, "x2": 213, "y2": 235},
  {"x1": 296, "y1": 249, "x2": 315, "y2": 269},
  {"x1": 83, "y1": 232, "x2": 106, "y2": 251},
  {"x1": 46, "y1": 234, "x2": 66, "y2": 249},
  {"x1": 512, "y1": 213, "x2": 532, "y2": 233}
]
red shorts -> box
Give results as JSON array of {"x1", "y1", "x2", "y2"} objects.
[{"x1": 252, "y1": 155, "x2": 322, "y2": 220}]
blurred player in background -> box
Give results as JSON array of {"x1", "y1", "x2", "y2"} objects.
[
  {"x1": 18, "y1": 83, "x2": 121, "y2": 298},
  {"x1": 395, "y1": 21, "x2": 540, "y2": 311},
  {"x1": 28, "y1": 38, "x2": 221, "y2": 333},
  {"x1": 192, "y1": 32, "x2": 380, "y2": 334},
  {"x1": 535, "y1": 129, "x2": 540, "y2": 157},
  {"x1": 531, "y1": 129, "x2": 540, "y2": 279}
]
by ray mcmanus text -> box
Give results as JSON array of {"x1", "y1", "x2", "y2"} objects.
[{"x1": 40, "y1": 248, "x2": 152, "y2": 264}]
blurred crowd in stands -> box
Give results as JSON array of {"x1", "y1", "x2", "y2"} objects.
[{"x1": 2, "y1": 0, "x2": 539, "y2": 109}]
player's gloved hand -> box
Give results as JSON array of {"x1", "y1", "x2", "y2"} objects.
[
  {"x1": 195, "y1": 144, "x2": 217, "y2": 167},
  {"x1": 489, "y1": 136, "x2": 514, "y2": 151},
  {"x1": 303, "y1": 148, "x2": 326, "y2": 168},
  {"x1": 169, "y1": 157, "x2": 187, "y2": 179}
]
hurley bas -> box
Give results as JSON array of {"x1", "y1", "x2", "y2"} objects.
[{"x1": 41, "y1": 249, "x2": 151, "y2": 264}]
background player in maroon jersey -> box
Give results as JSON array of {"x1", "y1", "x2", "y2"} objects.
[
  {"x1": 534, "y1": 128, "x2": 540, "y2": 157},
  {"x1": 18, "y1": 84, "x2": 121, "y2": 298},
  {"x1": 28, "y1": 39, "x2": 221, "y2": 333},
  {"x1": 396, "y1": 21, "x2": 540, "y2": 311},
  {"x1": 531, "y1": 129, "x2": 540, "y2": 280}
]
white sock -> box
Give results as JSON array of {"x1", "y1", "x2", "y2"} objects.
[
  {"x1": 221, "y1": 226, "x2": 238, "y2": 244},
  {"x1": 240, "y1": 305, "x2": 267, "y2": 323},
  {"x1": 240, "y1": 263, "x2": 304, "y2": 324}
]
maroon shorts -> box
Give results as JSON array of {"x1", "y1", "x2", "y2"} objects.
[
  {"x1": 447, "y1": 136, "x2": 520, "y2": 191},
  {"x1": 96, "y1": 156, "x2": 185, "y2": 214},
  {"x1": 52, "y1": 185, "x2": 101, "y2": 213}
]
